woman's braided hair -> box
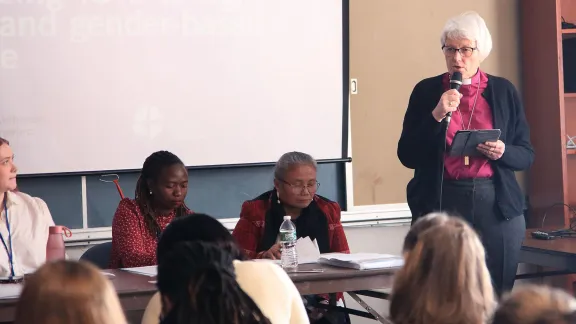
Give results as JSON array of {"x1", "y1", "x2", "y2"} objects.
[
  {"x1": 135, "y1": 151, "x2": 188, "y2": 237},
  {"x1": 157, "y1": 241, "x2": 272, "y2": 324}
]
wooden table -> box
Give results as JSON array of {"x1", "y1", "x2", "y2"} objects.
[
  {"x1": 290, "y1": 263, "x2": 396, "y2": 295},
  {"x1": 517, "y1": 230, "x2": 576, "y2": 280},
  {"x1": 290, "y1": 263, "x2": 396, "y2": 323},
  {"x1": 0, "y1": 264, "x2": 396, "y2": 323}
]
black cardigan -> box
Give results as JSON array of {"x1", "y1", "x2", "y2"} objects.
[{"x1": 397, "y1": 73, "x2": 534, "y2": 222}]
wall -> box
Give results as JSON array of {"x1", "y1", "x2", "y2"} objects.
[
  {"x1": 349, "y1": 0, "x2": 524, "y2": 206},
  {"x1": 16, "y1": 163, "x2": 344, "y2": 233}
]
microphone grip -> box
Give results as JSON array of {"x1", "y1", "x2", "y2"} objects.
[{"x1": 445, "y1": 111, "x2": 452, "y2": 124}]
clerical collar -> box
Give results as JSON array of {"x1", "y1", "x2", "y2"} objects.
[{"x1": 462, "y1": 78, "x2": 472, "y2": 85}]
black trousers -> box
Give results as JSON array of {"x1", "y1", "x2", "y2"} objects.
[{"x1": 441, "y1": 178, "x2": 526, "y2": 296}]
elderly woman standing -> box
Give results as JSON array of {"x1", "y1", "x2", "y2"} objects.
[
  {"x1": 397, "y1": 11, "x2": 534, "y2": 295},
  {"x1": 233, "y1": 151, "x2": 350, "y2": 324}
]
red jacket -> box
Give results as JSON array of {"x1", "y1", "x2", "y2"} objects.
[{"x1": 232, "y1": 190, "x2": 350, "y2": 259}]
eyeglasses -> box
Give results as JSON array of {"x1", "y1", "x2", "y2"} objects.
[
  {"x1": 442, "y1": 46, "x2": 477, "y2": 58},
  {"x1": 278, "y1": 179, "x2": 320, "y2": 194}
]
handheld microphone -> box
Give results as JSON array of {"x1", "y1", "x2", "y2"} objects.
[{"x1": 445, "y1": 71, "x2": 463, "y2": 125}]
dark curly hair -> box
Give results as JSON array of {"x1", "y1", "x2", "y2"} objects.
[
  {"x1": 135, "y1": 151, "x2": 188, "y2": 237},
  {"x1": 158, "y1": 241, "x2": 271, "y2": 324}
]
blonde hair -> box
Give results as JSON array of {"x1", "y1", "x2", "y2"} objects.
[
  {"x1": 402, "y1": 212, "x2": 451, "y2": 253},
  {"x1": 440, "y1": 11, "x2": 493, "y2": 62},
  {"x1": 390, "y1": 213, "x2": 495, "y2": 324},
  {"x1": 15, "y1": 260, "x2": 128, "y2": 324},
  {"x1": 492, "y1": 284, "x2": 576, "y2": 324}
]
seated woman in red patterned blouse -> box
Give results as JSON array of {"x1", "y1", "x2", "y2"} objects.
[
  {"x1": 232, "y1": 151, "x2": 350, "y2": 324},
  {"x1": 109, "y1": 151, "x2": 191, "y2": 268}
]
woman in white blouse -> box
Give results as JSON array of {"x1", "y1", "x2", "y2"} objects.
[{"x1": 0, "y1": 137, "x2": 56, "y2": 277}]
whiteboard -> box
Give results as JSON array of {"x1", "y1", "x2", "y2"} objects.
[{"x1": 0, "y1": 0, "x2": 344, "y2": 174}]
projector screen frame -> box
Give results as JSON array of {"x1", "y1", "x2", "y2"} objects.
[{"x1": 15, "y1": 0, "x2": 351, "y2": 208}]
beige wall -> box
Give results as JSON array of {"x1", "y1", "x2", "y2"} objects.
[{"x1": 350, "y1": 0, "x2": 524, "y2": 205}]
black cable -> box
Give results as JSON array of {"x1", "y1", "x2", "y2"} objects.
[
  {"x1": 439, "y1": 121, "x2": 449, "y2": 211},
  {"x1": 537, "y1": 203, "x2": 576, "y2": 238},
  {"x1": 472, "y1": 179, "x2": 476, "y2": 227},
  {"x1": 540, "y1": 202, "x2": 576, "y2": 229}
]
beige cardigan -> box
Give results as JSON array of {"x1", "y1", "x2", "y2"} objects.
[{"x1": 141, "y1": 260, "x2": 309, "y2": 324}]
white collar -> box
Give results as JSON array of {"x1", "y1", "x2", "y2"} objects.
[{"x1": 4, "y1": 191, "x2": 22, "y2": 208}]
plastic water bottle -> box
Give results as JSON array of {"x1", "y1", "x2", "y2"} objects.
[{"x1": 280, "y1": 215, "x2": 298, "y2": 269}]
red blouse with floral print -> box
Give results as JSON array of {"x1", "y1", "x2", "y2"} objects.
[{"x1": 109, "y1": 198, "x2": 190, "y2": 269}]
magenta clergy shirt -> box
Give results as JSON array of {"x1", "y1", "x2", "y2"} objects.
[{"x1": 443, "y1": 69, "x2": 495, "y2": 180}]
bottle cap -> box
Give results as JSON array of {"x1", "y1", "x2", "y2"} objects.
[
  {"x1": 49, "y1": 226, "x2": 72, "y2": 237},
  {"x1": 283, "y1": 215, "x2": 291, "y2": 220}
]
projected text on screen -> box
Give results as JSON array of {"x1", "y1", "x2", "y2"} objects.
[{"x1": 0, "y1": 0, "x2": 344, "y2": 174}]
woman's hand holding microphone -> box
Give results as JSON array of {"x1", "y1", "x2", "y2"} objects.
[
  {"x1": 432, "y1": 89, "x2": 463, "y2": 122},
  {"x1": 430, "y1": 89, "x2": 505, "y2": 160}
]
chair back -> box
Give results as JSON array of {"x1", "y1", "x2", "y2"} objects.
[{"x1": 79, "y1": 241, "x2": 112, "y2": 269}]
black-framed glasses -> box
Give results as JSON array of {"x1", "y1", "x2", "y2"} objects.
[
  {"x1": 442, "y1": 45, "x2": 477, "y2": 58},
  {"x1": 278, "y1": 179, "x2": 320, "y2": 194}
]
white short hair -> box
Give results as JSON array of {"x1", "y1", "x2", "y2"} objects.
[
  {"x1": 440, "y1": 11, "x2": 493, "y2": 62},
  {"x1": 274, "y1": 151, "x2": 316, "y2": 180}
]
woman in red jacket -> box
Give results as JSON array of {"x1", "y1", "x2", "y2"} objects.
[{"x1": 232, "y1": 151, "x2": 350, "y2": 324}]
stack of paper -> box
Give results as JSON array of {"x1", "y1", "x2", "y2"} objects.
[
  {"x1": 296, "y1": 237, "x2": 321, "y2": 264},
  {"x1": 121, "y1": 265, "x2": 157, "y2": 277},
  {"x1": 318, "y1": 253, "x2": 404, "y2": 270},
  {"x1": 251, "y1": 239, "x2": 403, "y2": 271}
]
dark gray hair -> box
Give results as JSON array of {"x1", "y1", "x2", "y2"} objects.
[{"x1": 274, "y1": 152, "x2": 317, "y2": 180}]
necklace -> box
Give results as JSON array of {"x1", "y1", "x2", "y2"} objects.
[{"x1": 453, "y1": 74, "x2": 481, "y2": 166}]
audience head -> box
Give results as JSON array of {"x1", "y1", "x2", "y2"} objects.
[
  {"x1": 0, "y1": 137, "x2": 17, "y2": 193},
  {"x1": 273, "y1": 151, "x2": 319, "y2": 209},
  {"x1": 440, "y1": 11, "x2": 492, "y2": 79},
  {"x1": 14, "y1": 260, "x2": 127, "y2": 324},
  {"x1": 492, "y1": 284, "x2": 576, "y2": 324},
  {"x1": 390, "y1": 213, "x2": 495, "y2": 324},
  {"x1": 157, "y1": 241, "x2": 271, "y2": 324},
  {"x1": 135, "y1": 150, "x2": 188, "y2": 236},
  {"x1": 402, "y1": 212, "x2": 451, "y2": 256},
  {"x1": 157, "y1": 213, "x2": 245, "y2": 263}
]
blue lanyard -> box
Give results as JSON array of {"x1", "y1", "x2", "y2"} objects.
[{"x1": 0, "y1": 198, "x2": 15, "y2": 277}]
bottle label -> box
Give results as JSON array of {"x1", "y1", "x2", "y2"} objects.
[{"x1": 280, "y1": 231, "x2": 296, "y2": 242}]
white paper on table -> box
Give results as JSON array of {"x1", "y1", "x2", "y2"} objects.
[
  {"x1": 121, "y1": 265, "x2": 157, "y2": 277},
  {"x1": 318, "y1": 252, "x2": 404, "y2": 270},
  {"x1": 296, "y1": 236, "x2": 321, "y2": 264},
  {"x1": 0, "y1": 283, "x2": 22, "y2": 298}
]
